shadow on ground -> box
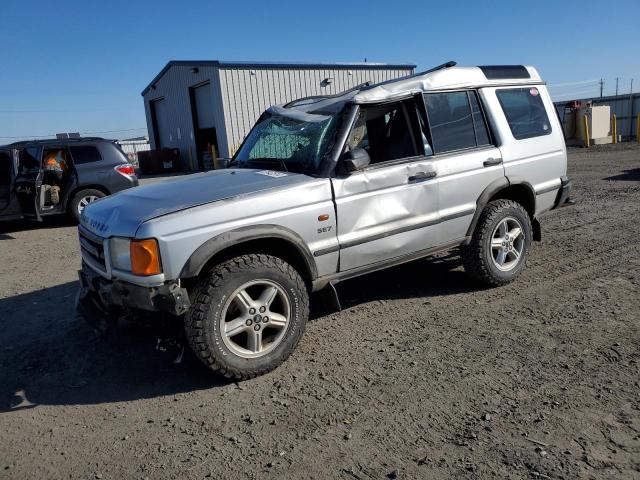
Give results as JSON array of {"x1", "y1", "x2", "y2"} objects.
[
  {"x1": 0, "y1": 281, "x2": 230, "y2": 413},
  {"x1": 0, "y1": 216, "x2": 75, "y2": 234},
  {"x1": 604, "y1": 168, "x2": 640, "y2": 182},
  {"x1": 0, "y1": 250, "x2": 475, "y2": 411}
]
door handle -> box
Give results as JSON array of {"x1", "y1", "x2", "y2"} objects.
[
  {"x1": 483, "y1": 157, "x2": 503, "y2": 167},
  {"x1": 408, "y1": 171, "x2": 437, "y2": 183}
]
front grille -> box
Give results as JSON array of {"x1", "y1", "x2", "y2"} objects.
[{"x1": 78, "y1": 226, "x2": 107, "y2": 274}]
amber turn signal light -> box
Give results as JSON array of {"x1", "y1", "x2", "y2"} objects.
[{"x1": 130, "y1": 239, "x2": 162, "y2": 276}]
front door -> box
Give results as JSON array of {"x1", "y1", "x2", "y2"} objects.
[
  {"x1": 332, "y1": 97, "x2": 440, "y2": 271},
  {"x1": 14, "y1": 145, "x2": 44, "y2": 220}
]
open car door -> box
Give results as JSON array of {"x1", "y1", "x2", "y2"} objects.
[
  {"x1": 0, "y1": 148, "x2": 24, "y2": 219},
  {"x1": 14, "y1": 145, "x2": 44, "y2": 221}
]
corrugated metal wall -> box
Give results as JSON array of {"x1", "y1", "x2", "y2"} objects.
[
  {"x1": 217, "y1": 67, "x2": 413, "y2": 155},
  {"x1": 555, "y1": 93, "x2": 640, "y2": 141},
  {"x1": 142, "y1": 65, "x2": 224, "y2": 170}
]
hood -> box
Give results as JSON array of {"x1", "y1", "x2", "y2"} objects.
[{"x1": 80, "y1": 168, "x2": 311, "y2": 238}]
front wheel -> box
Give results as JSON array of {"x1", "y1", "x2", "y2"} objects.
[
  {"x1": 184, "y1": 254, "x2": 309, "y2": 380},
  {"x1": 461, "y1": 199, "x2": 533, "y2": 286}
]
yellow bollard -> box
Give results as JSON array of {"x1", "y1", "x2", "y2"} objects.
[
  {"x1": 612, "y1": 114, "x2": 617, "y2": 144},
  {"x1": 583, "y1": 115, "x2": 590, "y2": 148}
]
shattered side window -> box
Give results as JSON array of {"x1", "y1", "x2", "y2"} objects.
[{"x1": 345, "y1": 113, "x2": 368, "y2": 152}]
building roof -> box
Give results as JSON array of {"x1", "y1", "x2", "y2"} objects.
[{"x1": 141, "y1": 60, "x2": 417, "y2": 96}]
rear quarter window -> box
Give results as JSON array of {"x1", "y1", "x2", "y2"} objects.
[
  {"x1": 69, "y1": 145, "x2": 102, "y2": 164},
  {"x1": 496, "y1": 87, "x2": 551, "y2": 140}
]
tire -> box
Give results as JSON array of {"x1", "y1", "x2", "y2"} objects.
[
  {"x1": 461, "y1": 199, "x2": 533, "y2": 287},
  {"x1": 69, "y1": 188, "x2": 106, "y2": 222},
  {"x1": 184, "y1": 254, "x2": 309, "y2": 380}
]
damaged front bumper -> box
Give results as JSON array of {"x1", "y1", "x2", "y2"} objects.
[{"x1": 76, "y1": 263, "x2": 191, "y2": 323}]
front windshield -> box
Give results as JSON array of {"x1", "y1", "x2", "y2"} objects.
[{"x1": 233, "y1": 108, "x2": 338, "y2": 174}]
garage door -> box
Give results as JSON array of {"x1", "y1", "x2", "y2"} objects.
[
  {"x1": 152, "y1": 98, "x2": 171, "y2": 148},
  {"x1": 193, "y1": 82, "x2": 215, "y2": 129}
]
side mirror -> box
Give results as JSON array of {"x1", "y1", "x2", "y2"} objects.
[{"x1": 343, "y1": 148, "x2": 370, "y2": 172}]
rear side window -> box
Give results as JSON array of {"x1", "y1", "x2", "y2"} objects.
[
  {"x1": 469, "y1": 92, "x2": 491, "y2": 146},
  {"x1": 69, "y1": 145, "x2": 102, "y2": 164},
  {"x1": 423, "y1": 91, "x2": 492, "y2": 154},
  {"x1": 496, "y1": 87, "x2": 551, "y2": 140},
  {"x1": 424, "y1": 92, "x2": 476, "y2": 153}
]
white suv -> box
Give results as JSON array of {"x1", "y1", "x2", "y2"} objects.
[{"x1": 77, "y1": 62, "x2": 572, "y2": 379}]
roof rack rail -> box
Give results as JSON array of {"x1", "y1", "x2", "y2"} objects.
[
  {"x1": 413, "y1": 60, "x2": 456, "y2": 77},
  {"x1": 6, "y1": 136, "x2": 108, "y2": 147},
  {"x1": 359, "y1": 60, "x2": 457, "y2": 92},
  {"x1": 284, "y1": 82, "x2": 372, "y2": 108}
]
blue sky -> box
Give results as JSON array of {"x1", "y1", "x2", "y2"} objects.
[{"x1": 1, "y1": 0, "x2": 638, "y2": 141}]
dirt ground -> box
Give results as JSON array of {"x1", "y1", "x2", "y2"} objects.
[{"x1": 1, "y1": 144, "x2": 639, "y2": 480}]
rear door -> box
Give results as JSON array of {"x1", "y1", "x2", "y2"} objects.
[
  {"x1": 14, "y1": 145, "x2": 44, "y2": 220},
  {"x1": 483, "y1": 85, "x2": 566, "y2": 214},
  {"x1": 331, "y1": 97, "x2": 440, "y2": 271},
  {"x1": 422, "y1": 90, "x2": 505, "y2": 240},
  {"x1": 68, "y1": 144, "x2": 108, "y2": 190}
]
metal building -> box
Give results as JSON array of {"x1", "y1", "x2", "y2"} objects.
[
  {"x1": 141, "y1": 60, "x2": 415, "y2": 170},
  {"x1": 554, "y1": 93, "x2": 640, "y2": 142}
]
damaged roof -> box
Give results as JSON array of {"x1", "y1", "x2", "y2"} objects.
[{"x1": 284, "y1": 63, "x2": 544, "y2": 108}]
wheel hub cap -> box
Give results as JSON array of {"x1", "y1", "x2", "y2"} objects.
[
  {"x1": 220, "y1": 279, "x2": 291, "y2": 359},
  {"x1": 490, "y1": 217, "x2": 525, "y2": 272}
]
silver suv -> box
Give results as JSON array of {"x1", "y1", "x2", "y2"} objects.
[{"x1": 76, "y1": 63, "x2": 572, "y2": 379}]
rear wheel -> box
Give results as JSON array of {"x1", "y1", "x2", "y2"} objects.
[
  {"x1": 184, "y1": 254, "x2": 309, "y2": 380},
  {"x1": 70, "y1": 188, "x2": 105, "y2": 222},
  {"x1": 461, "y1": 199, "x2": 532, "y2": 286}
]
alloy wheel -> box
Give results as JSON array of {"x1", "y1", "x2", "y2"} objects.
[
  {"x1": 220, "y1": 279, "x2": 291, "y2": 358},
  {"x1": 490, "y1": 216, "x2": 525, "y2": 271},
  {"x1": 77, "y1": 195, "x2": 99, "y2": 215}
]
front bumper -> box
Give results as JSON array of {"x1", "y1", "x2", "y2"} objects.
[{"x1": 76, "y1": 262, "x2": 190, "y2": 318}]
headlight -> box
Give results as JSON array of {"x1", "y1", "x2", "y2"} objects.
[
  {"x1": 109, "y1": 237, "x2": 162, "y2": 276},
  {"x1": 109, "y1": 237, "x2": 131, "y2": 271}
]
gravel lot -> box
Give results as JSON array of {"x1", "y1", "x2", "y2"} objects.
[{"x1": 1, "y1": 145, "x2": 639, "y2": 479}]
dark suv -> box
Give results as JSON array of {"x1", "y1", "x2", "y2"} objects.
[{"x1": 0, "y1": 137, "x2": 138, "y2": 223}]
